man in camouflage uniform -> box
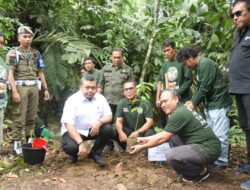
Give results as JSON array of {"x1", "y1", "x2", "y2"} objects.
[
  {"x1": 97, "y1": 48, "x2": 134, "y2": 152},
  {"x1": 7, "y1": 26, "x2": 49, "y2": 156}
]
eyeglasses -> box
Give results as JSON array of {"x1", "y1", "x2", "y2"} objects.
[
  {"x1": 231, "y1": 10, "x2": 245, "y2": 18},
  {"x1": 124, "y1": 87, "x2": 135, "y2": 91}
]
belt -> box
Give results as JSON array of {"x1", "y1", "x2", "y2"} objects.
[{"x1": 15, "y1": 80, "x2": 38, "y2": 86}]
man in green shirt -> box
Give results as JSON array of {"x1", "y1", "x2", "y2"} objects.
[
  {"x1": 113, "y1": 80, "x2": 155, "y2": 151},
  {"x1": 98, "y1": 48, "x2": 134, "y2": 152},
  {"x1": 130, "y1": 90, "x2": 220, "y2": 183},
  {"x1": 156, "y1": 39, "x2": 192, "y2": 127},
  {"x1": 177, "y1": 47, "x2": 231, "y2": 171},
  {"x1": 81, "y1": 57, "x2": 101, "y2": 84}
]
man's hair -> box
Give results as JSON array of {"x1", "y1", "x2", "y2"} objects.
[
  {"x1": 112, "y1": 48, "x2": 124, "y2": 56},
  {"x1": 232, "y1": 0, "x2": 250, "y2": 8},
  {"x1": 161, "y1": 89, "x2": 179, "y2": 98},
  {"x1": 83, "y1": 57, "x2": 96, "y2": 65},
  {"x1": 123, "y1": 79, "x2": 137, "y2": 87},
  {"x1": 80, "y1": 75, "x2": 96, "y2": 85},
  {"x1": 0, "y1": 31, "x2": 3, "y2": 37},
  {"x1": 162, "y1": 39, "x2": 176, "y2": 48},
  {"x1": 176, "y1": 47, "x2": 198, "y2": 63}
]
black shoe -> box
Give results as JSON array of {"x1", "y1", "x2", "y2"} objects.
[
  {"x1": 103, "y1": 145, "x2": 114, "y2": 153},
  {"x1": 68, "y1": 155, "x2": 78, "y2": 164},
  {"x1": 89, "y1": 151, "x2": 105, "y2": 166}
]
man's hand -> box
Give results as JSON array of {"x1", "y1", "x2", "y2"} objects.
[
  {"x1": 44, "y1": 90, "x2": 49, "y2": 101},
  {"x1": 12, "y1": 91, "x2": 21, "y2": 102},
  {"x1": 185, "y1": 101, "x2": 194, "y2": 110},
  {"x1": 118, "y1": 131, "x2": 128, "y2": 142},
  {"x1": 129, "y1": 131, "x2": 140, "y2": 138},
  {"x1": 137, "y1": 137, "x2": 149, "y2": 145},
  {"x1": 90, "y1": 121, "x2": 101, "y2": 136},
  {"x1": 129, "y1": 144, "x2": 144, "y2": 154},
  {"x1": 77, "y1": 143, "x2": 88, "y2": 158}
]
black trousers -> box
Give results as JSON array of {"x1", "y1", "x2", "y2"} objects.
[
  {"x1": 61, "y1": 124, "x2": 114, "y2": 156},
  {"x1": 235, "y1": 94, "x2": 250, "y2": 163},
  {"x1": 113, "y1": 127, "x2": 156, "y2": 149}
]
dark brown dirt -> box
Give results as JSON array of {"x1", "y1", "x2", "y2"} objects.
[{"x1": 0, "y1": 119, "x2": 249, "y2": 190}]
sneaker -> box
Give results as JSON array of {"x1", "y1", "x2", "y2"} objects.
[
  {"x1": 182, "y1": 169, "x2": 210, "y2": 183},
  {"x1": 13, "y1": 141, "x2": 22, "y2": 157},
  {"x1": 208, "y1": 163, "x2": 227, "y2": 172},
  {"x1": 234, "y1": 163, "x2": 250, "y2": 174},
  {"x1": 68, "y1": 155, "x2": 78, "y2": 164},
  {"x1": 241, "y1": 180, "x2": 250, "y2": 190}
]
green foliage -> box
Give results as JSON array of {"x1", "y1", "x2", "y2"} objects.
[{"x1": 136, "y1": 82, "x2": 154, "y2": 100}]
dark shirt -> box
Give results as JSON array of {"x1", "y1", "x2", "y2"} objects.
[
  {"x1": 229, "y1": 25, "x2": 250, "y2": 94},
  {"x1": 191, "y1": 57, "x2": 231, "y2": 110}
]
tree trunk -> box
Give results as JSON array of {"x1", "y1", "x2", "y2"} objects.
[{"x1": 139, "y1": 0, "x2": 161, "y2": 83}]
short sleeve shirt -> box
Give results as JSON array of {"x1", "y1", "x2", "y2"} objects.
[
  {"x1": 61, "y1": 91, "x2": 112, "y2": 135},
  {"x1": 115, "y1": 97, "x2": 153, "y2": 130},
  {"x1": 164, "y1": 104, "x2": 221, "y2": 157},
  {"x1": 98, "y1": 63, "x2": 134, "y2": 105},
  {"x1": 82, "y1": 69, "x2": 101, "y2": 84},
  {"x1": 158, "y1": 60, "x2": 192, "y2": 103}
]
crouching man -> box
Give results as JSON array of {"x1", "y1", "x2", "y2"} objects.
[
  {"x1": 61, "y1": 76, "x2": 113, "y2": 166},
  {"x1": 130, "y1": 90, "x2": 221, "y2": 183},
  {"x1": 113, "y1": 80, "x2": 155, "y2": 152}
]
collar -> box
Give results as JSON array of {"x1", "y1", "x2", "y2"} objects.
[{"x1": 78, "y1": 91, "x2": 97, "y2": 102}]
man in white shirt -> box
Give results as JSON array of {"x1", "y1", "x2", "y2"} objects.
[{"x1": 61, "y1": 76, "x2": 113, "y2": 166}]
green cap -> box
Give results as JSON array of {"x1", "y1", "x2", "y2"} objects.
[{"x1": 18, "y1": 26, "x2": 33, "y2": 36}]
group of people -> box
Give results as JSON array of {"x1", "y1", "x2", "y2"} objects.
[
  {"x1": 61, "y1": 0, "x2": 250, "y2": 187},
  {"x1": 0, "y1": 0, "x2": 250, "y2": 188}
]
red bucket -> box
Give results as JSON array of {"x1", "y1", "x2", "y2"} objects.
[{"x1": 32, "y1": 138, "x2": 49, "y2": 152}]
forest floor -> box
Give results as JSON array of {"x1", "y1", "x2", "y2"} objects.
[{"x1": 0, "y1": 119, "x2": 249, "y2": 190}]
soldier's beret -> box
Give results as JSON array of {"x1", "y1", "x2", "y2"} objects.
[{"x1": 18, "y1": 26, "x2": 33, "y2": 36}]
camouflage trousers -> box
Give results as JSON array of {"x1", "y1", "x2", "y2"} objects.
[{"x1": 11, "y1": 85, "x2": 39, "y2": 141}]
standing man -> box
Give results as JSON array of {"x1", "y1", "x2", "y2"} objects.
[
  {"x1": 0, "y1": 31, "x2": 8, "y2": 147},
  {"x1": 7, "y1": 26, "x2": 49, "y2": 156},
  {"x1": 130, "y1": 90, "x2": 221, "y2": 183},
  {"x1": 229, "y1": 0, "x2": 250, "y2": 174},
  {"x1": 61, "y1": 76, "x2": 114, "y2": 166},
  {"x1": 97, "y1": 48, "x2": 134, "y2": 152},
  {"x1": 156, "y1": 39, "x2": 192, "y2": 127},
  {"x1": 177, "y1": 48, "x2": 231, "y2": 171},
  {"x1": 114, "y1": 80, "x2": 155, "y2": 151},
  {"x1": 81, "y1": 57, "x2": 101, "y2": 84}
]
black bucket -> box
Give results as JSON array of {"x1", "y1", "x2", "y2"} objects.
[{"x1": 22, "y1": 143, "x2": 46, "y2": 165}]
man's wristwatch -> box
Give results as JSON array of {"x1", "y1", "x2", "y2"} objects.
[{"x1": 78, "y1": 141, "x2": 84, "y2": 146}]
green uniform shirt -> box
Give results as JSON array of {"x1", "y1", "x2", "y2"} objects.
[
  {"x1": 82, "y1": 69, "x2": 101, "y2": 84},
  {"x1": 164, "y1": 104, "x2": 221, "y2": 158},
  {"x1": 191, "y1": 57, "x2": 231, "y2": 109},
  {"x1": 7, "y1": 47, "x2": 41, "y2": 80},
  {"x1": 115, "y1": 97, "x2": 153, "y2": 131},
  {"x1": 158, "y1": 60, "x2": 192, "y2": 103},
  {"x1": 98, "y1": 63, "x2": 134, "y2": 105},
  {"x1": 0, "y1": 57, "x2": 8, "y2": 108}
]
